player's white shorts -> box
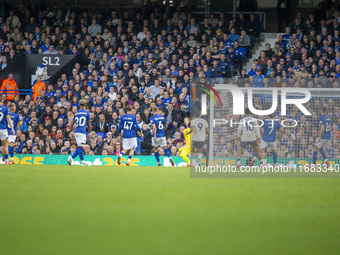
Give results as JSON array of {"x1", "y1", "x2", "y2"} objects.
[
  {"x1": 8, "y1": 135, "x2": 16, "y2": 143},
  {"x1": 75, "y1": 133, "x2": 86, "y2": 146},
  {"x1": 0, "y1": 129, "x2": 8, "y2": 141},
  {"x1": 315, "y1": 138, "x2": 329, "y2": 149},
  {"x1": 152, "y1": 137, "x2": 167, "y2": 148},
  {"x1": 260, "y1": 141, "x2": 276, "y2": 151},
  {"x1": 123, "y1": 137, "x2": 137, "y2": 150}
]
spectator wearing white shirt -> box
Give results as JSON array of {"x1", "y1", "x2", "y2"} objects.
[
  {"x1": 109, "y1": 86, "x2": 117, "y2": 101},
  {"x1": 7, "y1": 10, "x2": 19, "y2": 28},
  {"x1": 150, "y1": 79, "x2": 161, "y2": 97},
  {"x1": 43, "y1": 45, "x2": 59, "y2": 54},
  {"x1": 137, "y1": 26, "x2": 148, "y2": 42},
  {"x1": 88, "y1": 18, "x2": 102, "y2": 38}
]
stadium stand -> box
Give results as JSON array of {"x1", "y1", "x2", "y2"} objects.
[
  {"x1": 0, "y1": 2, "x2": 339, "y2": 160},
  {"x1": 0, "y1": 3, "x2": 261, "y2": 157}
]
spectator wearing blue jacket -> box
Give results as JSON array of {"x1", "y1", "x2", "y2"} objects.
[
  {"x1": 254, "y1": 68, "x2": 265, "y2": 87},
  {"x1": 233, "y1": 41, "x2": 246, "y2": 73},
  {"x1": 222, "y1": 34, "x2": 234, "y2": 49},
  {"x1": 228, "y1": 28, "x2": 239, "y2": 42},
  {"x1": 203, "y1": 65, "x2": 212, "y2": 78}
]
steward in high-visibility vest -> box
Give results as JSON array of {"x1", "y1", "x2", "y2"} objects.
[
  {"x1": 0, "y1": 73, "x2": 19, "y2": 101},
  {"x1": 32, "y1": 76, "x2": 46, "y2": 102}
]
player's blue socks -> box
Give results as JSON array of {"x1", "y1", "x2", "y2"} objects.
[
  {"x1": 313, "y1": 151, "x2": 318, "y2": 165},
  {"x1": 8, "y1": 146, "x2": 14, "y2": 158},
  {"x1": 128, "y1": 155, "x2": 132, "y2": 160},
  {"x1": 155, "y1": 152, "x2": 160, "y2": 163},
  {"x1": 72, "y1": 147, "x2": 81, "y2": 159},
  {"x1": 164, "y1": 149, "x2": 171, "y2": 158},
  {"x1": 273, "y1": 153, "x2": 277, "y2": 164},
  {"x1": 79, "y1": 147, "x2": 84, "y2": 161},
  {"x1": 4, "y1": 154, "x2": 8, "y2": 160},
  {"x1": 320, "y1": 150, "x2": 327, "y2": 160},
  {"x1": 72, "y1": 147, "x2": 84, "y2": 162}
]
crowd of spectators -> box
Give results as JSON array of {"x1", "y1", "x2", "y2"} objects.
[
  {"x1": 237, "y1": 8, "x2": 340, "y2": 89},
  {"x1": 0, "y1": 1, "x2": 339, "y2": 160},
  {"x1": 0, "y1": 2, "x2": 260, "y2": 156}
]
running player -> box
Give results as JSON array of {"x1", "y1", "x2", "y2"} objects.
[
  {"x1": 236, "y1": 108, "x2": 263, "y2": 168},
  {"x1": 118, "y1": 105, "x2": 143, "y2": 166},
  {"x1": 191, "y1": 111, "x2": 209, "y2": 166},
  {"x1": 7, "y1": 103, "x2": 22, "y2": 164},
  {"x1": 0, "y1": 96, "x2": 15, "y2": 164},
  {"x1": 312, "y1": 106, "x2": 333, "y2": 168},
  {"x1": 67, "y1": 99, "x2": 91, "y2": 166},
  {"x1": 251, "y1": 114, "x2": 282, "y2": 167},
  {"x1": 179, "y1": 118, "x2": 191, "y2": 167},
  {"x1": 150, "y1": 107, "x2": 175, "y2": 166}
]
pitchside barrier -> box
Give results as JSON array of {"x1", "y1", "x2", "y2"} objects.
[
  {"x1": 0, "y1": 155, "x2": 187, "y2": 166},
  {"x1": 2, "y1": 155, "x2": 339, "y2": 168}
]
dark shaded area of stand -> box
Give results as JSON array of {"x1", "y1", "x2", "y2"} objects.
[{"x1": 0, "y1": 54, "x2": 81, "y2": 89}]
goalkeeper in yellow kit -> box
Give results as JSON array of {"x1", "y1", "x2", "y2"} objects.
[{"x1": 179, "y1": 118, "x2": 191, "y2": 167}]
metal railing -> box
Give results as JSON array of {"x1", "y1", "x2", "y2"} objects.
[
  {"x1": 192, "y1": 11, "x2": 267, "y2": 32},
  {"x1": 0, "y1": 89, "x2": 32, "y2": 99}
]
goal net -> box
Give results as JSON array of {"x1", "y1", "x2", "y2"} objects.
[{"x1": 190, "y1": 80, "x2": 340, "y2": 169}]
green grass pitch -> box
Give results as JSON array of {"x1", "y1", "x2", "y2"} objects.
[{"x1": 0, "y1": 165, "x2": 340, "y2": 255}]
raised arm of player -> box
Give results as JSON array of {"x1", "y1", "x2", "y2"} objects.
[
  {"x1": 6, "y1": 114, "x2": 14, "y2": 134},
  {"x1": 319, "y1": 123, "x2": 325, "y2": 140},
  {"x1": 152, "y1": 123, "x2": 157, "y2": 141}
]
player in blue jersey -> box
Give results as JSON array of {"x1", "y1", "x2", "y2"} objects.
[
  {"x1": 7, "y1": 103, "x2": 22, "y2": 164},
  {"x1": 67, "y1": 99, "x2": 91, "y2": 166},
  {"x1": 118, "y1": 105, "x2": 143, "y2": 166},
  {"x1": 0, "y1": 97, "x2": 15, "y2": 164},
  {"x1": 312, "y1": 106, "x2": 333, "y2": 168},
  {"x1": 253, "y1": 114, "x2": 283, "y2": 167},
  {"x1": 150, "y1": 107, "x2": 175, "y2": 166}
]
